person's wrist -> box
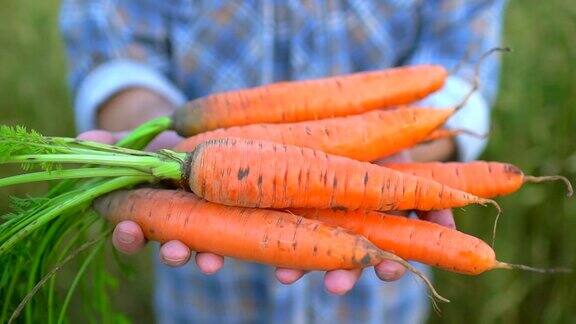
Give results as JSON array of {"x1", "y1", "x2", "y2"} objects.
[{"x1": 97, "y1": 87, "x2": 176, "y2": 132}]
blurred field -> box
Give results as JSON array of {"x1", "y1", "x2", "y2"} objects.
[{"x1": 1, "y1": 0, "x2": 575, "y2": 323}]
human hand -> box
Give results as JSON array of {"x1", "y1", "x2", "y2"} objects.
[
  {"x1": 83, "y1": 129, "x2": 454, "y2": 294},
  {"x1": 87, "y1": 88, "x2": 228, "y2": 270}
]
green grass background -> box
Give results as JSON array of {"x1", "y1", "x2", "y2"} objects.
[{"x1": 0, "y1": 1, "x2": 575, "y2": 322}]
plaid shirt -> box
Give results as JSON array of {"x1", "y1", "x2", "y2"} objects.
[{"x1": 60, "y1": 1, "x2": 506, "y2": 323}]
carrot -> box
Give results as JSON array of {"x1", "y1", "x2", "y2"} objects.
[
  {"x1": 118, "y1": 48, "x2": 509, "y2": 145},
  {"x1": 171, "y1": 65, "x2": 447, "y2": 136},
  {"x1": 94, "y1": 188, "x2": 383, "y2": 270},
  {"x1": 2, "y1": 137, "x2": 499, "y2": 212},
  {"x1": 185, "y1": 138, "x2": 499, "y2": 212},
  {"x1": 293, "y1": 208, "x2": 567, "y2": 275},
  {"x1": 170, "y1": 48, "x2": 510, "y2": 138},
  {"x1": 384, "y1": 161, "x2": 573, "y2": 198},
  {"x1": 175, "y1": 107, "x2": 456, "y2": 161},
  {"x1": 94, "y1": 188, "x2": 448, "y2": 302},
  {"x1": 3, "y1": 135, "x2": 500, "y2": 212}
]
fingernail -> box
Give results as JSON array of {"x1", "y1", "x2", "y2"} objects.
[
  {"x1": 162, "y1": 252, "x2": 188, "y2": 266},
  {"x1": 380, "y1": 270, "x2": 396, "y2": 280},
  {"x1": 117, "y1": 231, "x2": 135, "y2": 244},
  {"x1": 378, "y1": 265, "x2": 401, "y2": 281},
  {"x1": 162, "y1": 255, "x2": 183, "y2": 263}
]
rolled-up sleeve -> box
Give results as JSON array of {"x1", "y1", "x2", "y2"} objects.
[
  {"x1": 407, "y1": 0, "x2": 507, "y2": 161},
  {"x1": 59, "y1": 0, "x2": 185, "y2": 132}
]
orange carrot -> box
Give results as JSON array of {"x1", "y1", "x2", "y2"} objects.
[
  {"x1": 95, "y1": 188, "x2": 448, "y2": 302},
  {"x1": 175, "y1": 107, "x2": 455, "y2": 161},
  {"x1": 383, "y1": 161, "x2": 573, "y2": 198},
  {"x1": 185, "y1": 138, "x2": 499, "y2": 212},
  {"x1": 171, "y1": 65, "x2": 447, "y2": 136},
  {"x1": 293, "y1": 208, "x2": 564, "y2": 275},
  {"x1": 94, "y1": 188, "x2": 383, "y2": 270}
]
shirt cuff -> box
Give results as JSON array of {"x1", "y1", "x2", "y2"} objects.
[
  {"x1": 419, "y1": 76, "x2": 491, "y2": 162},
  {"x1": 74, "y1": 59, "x2": 187, "y2": 133}
]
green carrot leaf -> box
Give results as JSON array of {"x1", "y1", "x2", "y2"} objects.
[{"x1": 0, "y1": 125, "x2": 70, "y2": 170}]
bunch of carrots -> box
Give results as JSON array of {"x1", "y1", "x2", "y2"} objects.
[{"x1": 0, "y1": 48, "x2": 572, "y2": 322}]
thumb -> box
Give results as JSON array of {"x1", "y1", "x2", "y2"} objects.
[{"x1": 77, "y1": 130, "x2": 117, "y2": 144}]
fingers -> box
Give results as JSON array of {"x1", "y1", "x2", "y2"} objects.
[
  {"x1": 112, "y1": 221, "x2": 147, "y2": 254},
  {"x1": 195, "y1": 252, "x2": 224, "y2": 274},
  {"x1": 274, "y1": 268, "x2": 363, "y2": 294},
  {"x1": 276, "y1": 264, "x2": 406, "y2": 294},
  {"x1": 417, "y1": 209, "x2": 456, "y2": 229},
  {"x1": 323, "y1": 269, "x2": 362, "y2": 295},
  {"x1": 275, "y1": 268, "x2": 307, "y2": 284},
  {"x1": 374, "y1": 150, "x2": 412, "y2": 165},
  {"x1": 113, "y1": 221, "x2": 223, "y2": 272},
  {"x1": 374, "y1": 260, "x2": 407, "y2": 281},
  {"x1": 112, "y1": 130, "x2": 182, "y2": 151},
  {"x1": 160, "y1": 240, "x2": 191, "y2": 267},
  {"x1": 77, "y1": 130, "x2": 117, "y2": 144},
  {"x1": 79, "y1": 128, "x2": 182, "y2": 152},
  {"x1": 145, "y1": 131, "x2": 183, "y2": 151},
  {"x1": 323, "y1": 261, "x2": 407, "y2": 295},
  {"x1": 161, "y1": 243, "x2": 225, "y2": 272}
]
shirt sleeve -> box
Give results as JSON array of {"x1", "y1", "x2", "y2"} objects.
[
  {"x1": 59, "y1": 0, "x2": 186, "y2": 132},
  {"x1": 406, "y1": 0, "x2": 507, "y2": 161}
]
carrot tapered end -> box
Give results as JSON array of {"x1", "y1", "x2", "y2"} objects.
[
  {"x1": 523, "y1": 175, "x2": 573, "y2": 198},
  {"x1": 493, "y1": 261, "x2": 572, "y2": 274}
]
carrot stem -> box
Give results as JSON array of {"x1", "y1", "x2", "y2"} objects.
[
  {"x1": 56, "y1": 239, "x2": 104, "y2": 324},
  {"x1": 7, "y1": 231, "x2": 108, "y2": 324},
  {"x1": 523, "y1": 175, "x2": 573, "y2": 197},
  {"x1": 114, "y1": 116, "x2": 172, "y2": 150},
  {"x1": 0, "y1": 176, "x2": 151, "y2": 256},
  {"x1": 0, "y1": 125, "x2": 163, "y2": 322},
  {"x1": 0, "y1": 168, "x2": 147, "y2": 188},
  {"x1": 5, "y1": 154, "x2": 161, "y2": 169}
]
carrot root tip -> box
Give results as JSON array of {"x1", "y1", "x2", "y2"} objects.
[
  {"x1": 490, "y1": 207, "x2": 501, "y2": 248},
  {"x1": 381, "y1": 251, "x2": 450, "y2": 304},
  {"x1": 494, "y1": 261, "x2": 572, "y2": 274},
  {"x1": 453, "y1": 47, "x2": 512, "y2": 113},
  {"x1": 476, "y1": 198, "x2": 502, "y2": 247},
  {"x1": 523, "y1": 175, "x2": 574, "y2": 198},
  {"x1": 479, "y1": 198, "x2": 502, "y2": 215}
]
